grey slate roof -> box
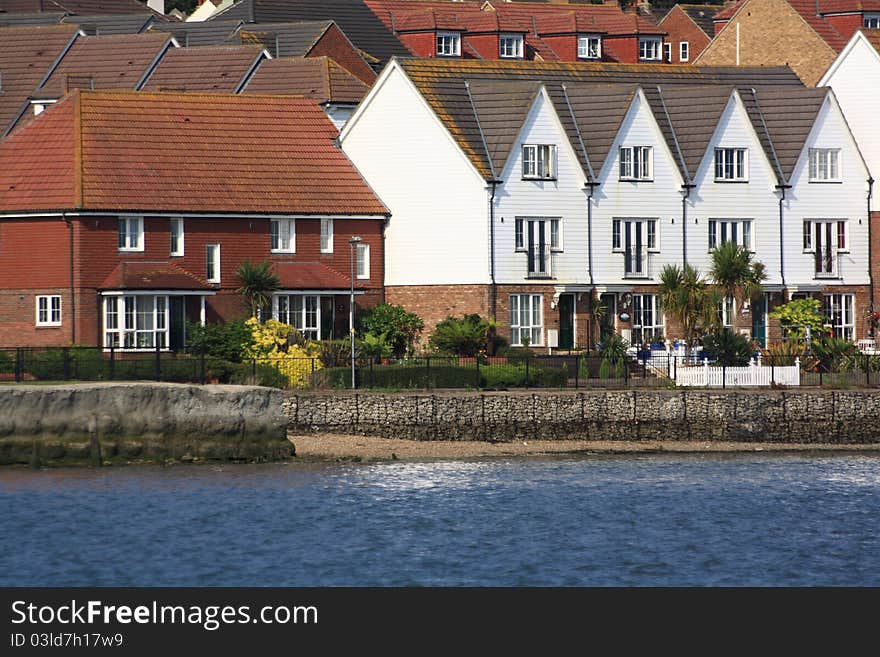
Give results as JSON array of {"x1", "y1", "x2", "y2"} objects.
[
  {"x1": 61, "y1": 12, "x2": 154, "y2": 34},
  {"x1": 148, "y1": 19, "x2": 244, "y2": 46},
  {"x1": 681, "y1": 4, "x2": 720, "y2": 37},
  {"x1": 238, "y1": 20, "x2": 332, "y2": 57},
  {"x1": 211, "y1": 0, "x2": 410, "y2": 64},
  {"x1": 396, "y1": 58, "x2": 819, "y2": 185},
  {"x1": 0, "y1": 11, "x2": 65, "y2": 25}
]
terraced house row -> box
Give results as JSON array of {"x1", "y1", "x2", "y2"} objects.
[{"x1": 340, "y1": 59, "x2": 875, "y2": 350}]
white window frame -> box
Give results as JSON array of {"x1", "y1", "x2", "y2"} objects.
[
  {"x1": 509, "y1": 293, "x2": 543, "y2": 347},
  {"x1": 824, "y1": 293, "x2": 854, "y2": 341},
  {"x1": 577, "y1": 35, "x2": 601, "y2": 59},
  {"x1": 619, "y1": 146, "x2": 653, "y2": 181},
  {"x1": 803, "y1": 219, "x2": 847, "y2": 252},
  {"x1": 714, "y1": 148, "x2": 748, "y2": 181},
  {"x1": 320, "y1": 218, "x2": 334, "y2": 254},
  {"x1": 719, "y1": 296, "x2": 735, "y2": 329},
  {"x1": 808, "y1": 148, "x2": 841, "y2": 182},
  {"x1": 206, "y1": 243, "x2": 221, "y2": 283},
  {"x1": 170, "y1": 217, "x2": 184, "y2": 257},
  {"x1": 436, "y1": 31, "x2": 461, "y2": 57},
  {"x1": 515, "y1": 217, "x2": 561, "y2": 252},
  {"x1": 270, "y1": 218, "x2": 295, "y2": 253},
  {"x1": 103, "y1": 294, "x2": 169, "y2": 350},
  {"x1": 679, "y1": 41, "x2": 689, "y2": 62},
  {"x1": 612, "y1": 218, "x2": 658, "y2": 253},
  {"x1": 639, "y1": 37, "x2": 662, "y2": 61},
  {"x1": 708, "y1": 219, "x2": 753, "y2": 251},
  {"x1": 631, "y1": 294, "x2": 663, "y2": 345},
  {"x1": 273, "y1": 294, "x2": 322, "y2": 340},
  {"x1": 864, "y1": 14, "x2": 880, "y2": 28},
  {"x1": 118, "y1": 216, "x2": 144, "y2": 252},
  {"x1": 664, "y1": 42, "x2": 671, "y2": 62},
  {"x1": 35, "y1": 295, "x2": 62, "y2": 327},
  {"x1": 522, "y1": 144, "x2": 556, "y2": 180},
  {"x1": 499, "y1": 33, "x2": 524, "y2": 58},
  {"x1": 356, "y1": 243, "x2": 370, "y2": 279}
]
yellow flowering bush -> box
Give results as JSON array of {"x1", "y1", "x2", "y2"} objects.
[{"x1": 244, "y1": 318, "x2": 323, "y2": 388}]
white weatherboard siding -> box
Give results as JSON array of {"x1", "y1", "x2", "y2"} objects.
[
  {"x1": 785, "y1": 95, "x2": 870, "y2": 286},
  {"x1": 341, "y1": 65, "x2": 489, "y2": 286},
  {"x1": 591, "y1": 91, "x2": 684, "y2": 285},
  {"x1": 820, "y1": 35, "x2": 880, "y2": 211},
  {"x1": 688, "y1": 92, "x2": 781, "y2": 286},
  {"x1": 494, "y1": 91, "x2": 590, "y2": 284}
]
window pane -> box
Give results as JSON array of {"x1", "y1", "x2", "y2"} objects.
[{"x1": 550, "y1": 220, "x2": 559, "y2": 249}]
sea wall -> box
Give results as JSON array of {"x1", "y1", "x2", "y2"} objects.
[
  {"x1": 284, "y1": 389, "x2": 880, "y2": 444},
  {"x1": 0, "y1": 383, "x2": 291, "y2": 466}
]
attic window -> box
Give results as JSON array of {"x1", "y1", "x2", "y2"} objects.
[
  {"x1": 577, "y1": 35, "x2": 601, "y2": 59},
  {"x1": 639, "y1": 37, "x2": 662, "y2": 61},
  {"x1": 437, "y1": 31, "x2": 461, "y2": 57},
  {"x1": 522, "y1": 144, "x2": 556, "y2": 180},
  {"x1": 499, "y1": 33, "x2": 524, "y2": 58},
  {"x1": 864, "y1": 14, "x2": 880, "y2": 28}
]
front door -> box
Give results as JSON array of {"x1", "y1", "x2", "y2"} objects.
[
  {"x1": 598, "y1": 293, "x2": 616, "y2": 343},
  {"x1": 320, "y1": 296, "x2": 335, "y2": 339},
  {"x1": 751, "y1": 293, "x2": 768, "y2": 347},
  {"x1": 169, "y1": 296, "x2": 186, "y2": 351},
  {"x1": 558, "y1": 294, "x2": 574, "y2": 350}
]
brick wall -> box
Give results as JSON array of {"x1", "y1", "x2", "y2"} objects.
[
  {"x1": 397, "y1": 31, "x2": 437, "y2": 57},
  {"x1": 385, "y1": 284, "x2": 491, "y2": 346},
  {"x1": 603, "y1": 35, "x2": 640, "y2": 63},
  {"x1": 310, "y1": 23, "x2": 378, "y2": 85},
  {"x1": 696, "y1": 0, "x2": 838, "y2": 86},
  {"x1": 465, "y1": 33, "x2": 501, "y2": 59},
  {"x1": 658, "y1": 5, "x2": 712, "y2": 63},
  {"x1": 871, "y1": 211, "x2": 880, "y2": 320}
]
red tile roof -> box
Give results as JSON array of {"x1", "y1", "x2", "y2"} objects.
[
  {"x1": 0, "y1": 90, "x2": 389, "y2": 216},
  {"x1": 863, "y1": 27, "x2": 880, "y2": 51},
  {"x1": 0, "y1": 24, "x2": 79, "y2": 135},
  {"x1": 140, "y1": 45, "x2": 266, "y2": 93},
  {"x1": 36, "y1": 32, "x2": 173, "y2": 98},
  {"x1": 273, "y1": 262, "x2": 365, "y2": 290},
  {"x1": 820, "y1": 0, "x2": 880, "y2": 11},
  {"x1": 99, "y1": 262, "x2": 212, "y2": 290},
  {"x1": 713, "y1": 0, "x2": 848, "y2": 50},
  {"x1": 712, "y1": 1, "x2": 744, "y2": 20}
]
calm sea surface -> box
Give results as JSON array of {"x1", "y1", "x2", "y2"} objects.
[{"x1": 1, "y1": 454, "x2": 879, "y2": 586}]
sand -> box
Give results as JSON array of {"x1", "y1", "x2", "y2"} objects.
[{"x1": 289, "y1": 432, "x2": 880, "y2": 462}]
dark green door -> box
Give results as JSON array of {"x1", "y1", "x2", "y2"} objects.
[
  {"x1": 558, "y1": 294, "x2": 574, "y2": 350},
  {"x1": 320, "y1": 296, "x2": 335, "y2": 339},
  {"x1": 169, "y1": 296, "x2": 186, "y2": 351},
  {"x1": 751, "y1": 294, "x2": 767, "y2": 347}
]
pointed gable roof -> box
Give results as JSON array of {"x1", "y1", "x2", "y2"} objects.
[
  {"x1": 392, "y1": 58, "x2": 803, "y2": 182},
  {"x1": 742, "y1": 86, "x2": 829, "y2": 183},
  {"x1": 556, "y1": 82, "x2": 637, "y2": 176},
  {"x1": 148, "y1": 19, "x2": 244, "y2": 47},
  {"x1": 466, "y1": 79, "x2": 542, "y2": 178},
  {"x1": 239, "y1": 20, "x2": 333, "y2": 57},
  {"x1": 0, "y1": 90, "x2": 389, "y2": 215},
  {"x1": 656, "y1": 84, "x2": 734, "y2": 181}
]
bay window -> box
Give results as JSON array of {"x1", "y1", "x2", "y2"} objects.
[
  {"x1": 103, "y1": 295, "x2": 168, "y2": 349},
  {"x1": 273, "y1": 294, "x2": 321, "y2": 340}
]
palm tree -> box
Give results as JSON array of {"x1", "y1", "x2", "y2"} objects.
[
  {"x1": 657, "y1": 263, "x2": 719, "y2": 356},
  {"x1": 236, "y1": 260, "x2": 280, "y2": 318},
  {"x1": 709, "y1": 242, "x2": 766, "y2": 334}
]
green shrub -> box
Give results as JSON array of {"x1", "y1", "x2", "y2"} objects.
[
  {"x1": 429, "y1": 314, "x2": 490, "y2": 356},
  {"x1": 318, "y1": 339, "x2": 351, "y2": 367},
  {"x1": 230, "y1": 362, "x2": 289, "y2": 388},
  {"x1": 702, "y1": 329, "x2": 753, "y2": 366},
  {"x1": 360, "y1": 303, "x2": 424, "y2": 358},
  {"x1": 498, "y1": 346, "x2": 534, "y2": 364},
  {"x1": 311, "y1": 362, "x2": 568, "y2": 389},
  {"x1": 186, "y1": 319, "x2": 254, "y2": 362},
  {"x1": 598, "y1": 359, "x2": 611, "y2": 379}
]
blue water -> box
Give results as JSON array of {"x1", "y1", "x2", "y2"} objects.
[{"x1": 1, "y1": 454, "x2": 879, "y2": 586}]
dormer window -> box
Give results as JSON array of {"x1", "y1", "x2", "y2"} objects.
[
  {"x1": 577, "y1": 35, "x2": 601, "y2": 59},
  {"x1": 437, "y1": 31, "x2": 461, "y2": 57},
  {"x1": 619, "y1": 146, "x2": 653, "y2": 181},
  {"x1": 522, "y1": 144, "x2": 556, "y2": 180},
  {"x1": 639, "y1": 37, "x2": 662, "y2": 61},
  {"x1": 864, "y1": 13, "x2": 880, "y2": 28},
  {"x1": 499, "y1": 33, "x2": 524, "y2": 58}
]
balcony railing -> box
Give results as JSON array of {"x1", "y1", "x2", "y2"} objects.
[
  {"x1": 814, "y1": 251, "x2": 842, "y2": 279},
  {"x1": 623, "y1": 247, "x2": 652, "y2": 279},
  {"x1": 527, "y1": 246, "x2": 553, "y2": 279}
]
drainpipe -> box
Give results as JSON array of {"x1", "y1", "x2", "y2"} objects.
[
  {"x1": 584, "y1": 182, "x2": 598, "y2": 286},
  {"x1": 681, "y1": 183, "x2": 695, "y2": 267},
  {"x1": 489, "y1": 180, "x2": 500, "y2": 319},
  {"x1": 776, "y1": 184, "x2": 791, "y2": 290},
  {"x1": 868, "y1": 177, "x2": 875, "y2": 335},
  {"x1": 64, "y1": 213, "x2": 76, "y2": 344}
]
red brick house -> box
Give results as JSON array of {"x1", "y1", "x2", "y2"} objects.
[
  {"x1": 657, "y1": 4, "x2": 721, "y2": 63},
  {"x1": 0, "y1": 90, "x2": 389, "y2": 349}
]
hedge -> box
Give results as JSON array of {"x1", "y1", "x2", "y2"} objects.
[{"x1": 311, "y1": 362, "x2": 569, "y2": 389}]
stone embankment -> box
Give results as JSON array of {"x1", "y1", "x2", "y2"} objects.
[
  {"x1": 0, "y1": 383, "x2": 291, "y2": 466},
  {"x1": 284, "y1": 389, "x2": 880, "y2": 444}
]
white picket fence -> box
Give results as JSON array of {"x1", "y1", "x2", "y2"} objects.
[{"x1": 672, "y1": 357, "x2": 801, "y2": 387}]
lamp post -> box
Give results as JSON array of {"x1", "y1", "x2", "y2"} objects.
[{"x1": 349, "y1": 236, "x2": 362, "y2": 389}]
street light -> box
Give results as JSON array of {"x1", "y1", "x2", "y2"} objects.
[{"x1": 349, "y1": 236, "x2": 362, "y2": 389}]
